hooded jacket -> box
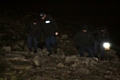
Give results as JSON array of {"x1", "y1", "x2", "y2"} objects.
[
  {"x1": 25, "y1": 21, "x2": 42, "y2": 38},
  {"x1": 74, "y1": 26, "x2": 95, "y2": 48},
  {"x1": 93, "y1": 26, "x2": 110, "y2": 43},
  {"x1": 41, "y1": 14, "x2": 58, "y2": 37}
]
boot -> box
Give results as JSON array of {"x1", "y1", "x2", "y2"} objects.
[
  {"x1": 48, "y1": 52, "x2": 52, "y2": 56},
  {"x1": 29, "y1": 48, "x2": 32, "y2": 51},
  {"x1": 34, "y1": 50, "x2": 37, "y2": 53}
]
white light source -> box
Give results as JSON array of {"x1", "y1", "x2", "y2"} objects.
[
  {"x1": 40, "y1": 14, "x2": 43, "y2": 17},
  {"x1": 45, "y1": 20, "x2": 50, "y2": 23},
  {"x1": 55, "y1": 32, "x2": 58, "y2": 36},
  {"x1": 103, "y1": 42, "x2": 110, "y2": 50}
]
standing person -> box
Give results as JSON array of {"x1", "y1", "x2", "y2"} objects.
[
  {"x1": 40, "y1": 12, "x2": 58, "y2": 56},
  {"x1": 93, "y1": 26, "x2": 110, "y2": 60},
  {"x1": 74, "y1": 25, "x2": 95, "y2": 57},
  {"x1": 25, "y1": 17, "x2": 42, "y2": 53}
]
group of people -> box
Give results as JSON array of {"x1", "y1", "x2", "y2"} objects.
[
  {"x1": 24, "y1": 12, "x2": 110, "y2": 59},
  {"x1": 25, "y1": 12, "x2": 58, "y2": 56},
  {"x1": 74, "y1": 25, "x2": 110, "y2": 60}
]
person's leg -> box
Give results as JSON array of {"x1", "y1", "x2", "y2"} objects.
[
  {"x1": 93, "y1": 41, "x2": 99, "y2": 57},
  {"x1": 27, "y1": 35, "x2": 32, "y2": 51},
  {"x1": 33, "y1": 38, "x2": 38, "y2": 53},
  {"x1": 86, "y1": 47, "x2": 94, "y2": 58},
  {"x1": 45, "y1": 37, "x2": 52, "y2": 56},
  {"x1": 100, "y1": 42, "x2": 105, "y2": 60},
  {"x1": 78, "y1": 48, "x2": 85, "y2": 57},
  {"x1": 50, "y1": 36, "x2": 57, "y2": 53}
]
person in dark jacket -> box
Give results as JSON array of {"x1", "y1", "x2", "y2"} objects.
[
  {"x1": 74, "y1": 25, "x2": 95, "y2": 57},
  {"x1": 40, "y1": 12, "x2": 58, "y2": 56},
  {"x1": 25, "y1": 18, "x2": 42, "y2": 53},
  {"x1": 93, "y1": 26, "x2": 110, "y2": 60}
]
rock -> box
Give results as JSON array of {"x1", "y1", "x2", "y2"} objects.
[
  {"x1": 2, "y1": 46, "x2": 11, "y2": 52},
  {"x1": 33, "y1": 56, "x2": 41, "y2": 67},
  {"x1": 65, "y1": 55, "x2": 78, "y2": 63},
  {"x1": 61, "y1": 34, "x2": 68, "y2": 39},
  {"x1": 74, "y1": 68, "x2": 90, "y2": 74},
  {"x1": 57, "y1": 62, "x2": 65, "y2": 68},
  {"x1": 4, "y1": 54, "x2": 25, "y2": 60}
]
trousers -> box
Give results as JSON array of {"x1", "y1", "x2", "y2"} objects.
[
  {"x1": 27, "y1": 34, "x2": 38, "y2": 50},
  {"x1": 45, "y1": 36, "x2": 56, "y2": 53}
]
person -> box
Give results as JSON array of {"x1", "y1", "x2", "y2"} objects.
[
  {"x1": 25, "y1": 17, "x2": 42, "y2": 53},
  {"x1": 93, "y1": 26, "x2": 110, "y2": 60},
  {"x1": 74, "y1": 25, "x2": 95, "y2": 57},
  {"x1": 40, "y1": 12, "x2": 58, "y2": 56}
]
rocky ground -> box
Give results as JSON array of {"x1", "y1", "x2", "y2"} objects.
[{"x1": 0, "y1": 10, "x2": 120, "y2": 80}]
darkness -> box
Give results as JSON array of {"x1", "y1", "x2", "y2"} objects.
[{"x1": 0, "y1": 0, "x2": 120, "y2": 46}]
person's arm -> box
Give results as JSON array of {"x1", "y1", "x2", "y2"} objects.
[
  {"x1": 74, "y1": 32, "x2": 80, "y2": 49},
  {"x1": 106, "y1": 29, "x2": 110, "y2": 41},
  {"x1": 89, "y1": 32, "x2": 96, "y2": 46},
  {"x1": 24, "y1": 23, "x2": 31, "y2": 34},
  {"x1": 51, "y1": 18, "x2": 59, "y2": 36}
]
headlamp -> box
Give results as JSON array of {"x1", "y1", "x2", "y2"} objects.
[{"x1": 45, "y1": 20, "x2": 50, "y2": 23}]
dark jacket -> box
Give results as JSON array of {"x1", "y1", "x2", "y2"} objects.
[
  {"x1": 74, "y1": 30, "x2": 95, "y2": 48},
  {"x1": 25, "y1": 21, "x2": 42, "y2": 38},
  {"x1": 92, "y1": 26, "x2": 110, "y2": 43},
  {"x1": 41, "y1": 14, "x2": 58, "y2": 37}
]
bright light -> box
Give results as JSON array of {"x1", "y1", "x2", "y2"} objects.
[
  {"x1": 103, "y1": 42, "x2": 110, "y2": 50},
  {"x1": 40, "y1": 14, "x2": 43, "y2": 17},
  {"x1": 45, "y1": 20, "x2": 50, "y2": 23},
  {"x1": 55, "y1": 32, "x2": 58, "y2": 36}
]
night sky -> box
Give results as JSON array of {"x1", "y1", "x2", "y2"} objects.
[
  {"x1": 0, "y1": 0, "x2": 120, "y2": 45},
  {"x1": 0, "y1": 0, "x2": 119, "y2": 26}
]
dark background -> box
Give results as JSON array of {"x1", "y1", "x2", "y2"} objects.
[{"x1": 0, "y1": 0, "x2": 120, "y2": 46}]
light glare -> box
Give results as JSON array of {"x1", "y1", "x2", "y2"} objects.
[
  {"x1": 45, "y1": 20, "x2": 50, "y2": 23},
  {"x1": 103, "y1": 42, "x2": 110, "y2": 50}
]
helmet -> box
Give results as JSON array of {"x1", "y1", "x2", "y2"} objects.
[{"x1": 40, "y1": 12, "x2": 46, "y2": 17}]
